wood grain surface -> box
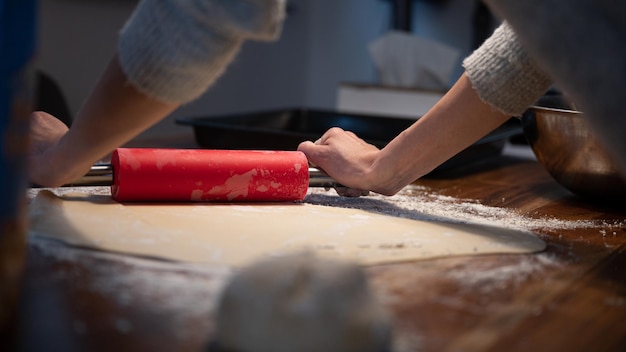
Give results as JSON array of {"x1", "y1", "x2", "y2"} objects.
[{"x1": 11, "y1": 149, "x2": 626, "y2": 352}]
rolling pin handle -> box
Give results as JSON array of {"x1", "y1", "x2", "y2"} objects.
[
  {"x1": 68, "y1": 164, "x2": 114, "y2": 186},
  {"x1": 308, "y1": 167, "x2": 343, "y2": 188}
]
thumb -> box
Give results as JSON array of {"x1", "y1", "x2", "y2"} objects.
[
  {"x1": 297, "y1": 140, "x2": 320, "y2": 156},
  {"x1": 297, "y1": 140, "x2": 325, "y2": 166}
]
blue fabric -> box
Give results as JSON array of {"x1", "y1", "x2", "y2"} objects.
[
  {"x1": 1, "y1": 0, "x2": 37, "y2": 73},
  {"x1": 0, "y1": 0, "x2": 38, "y2": 216}
]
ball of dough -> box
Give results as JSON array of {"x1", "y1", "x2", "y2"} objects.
[{"x1": 214, "y1": 252, "x2": 391, "y2": 352}]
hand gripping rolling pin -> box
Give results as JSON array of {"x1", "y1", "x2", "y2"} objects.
[{"x1": 69, "y1": 148, "x2": 340, "y2": 202}]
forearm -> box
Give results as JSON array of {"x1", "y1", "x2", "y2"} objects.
[
  {"x1": 30, "y1": 0, "x2": 287, "y2": 188},
  {"x1": 369, "y1": 73, "x2": 510, "y2": 194},
  {"x1": 373, "y1": 21, "x2": 552, "y2": 192},
  {"x1": 47, "y1": 55, "x2": 178, "y2": 185}
]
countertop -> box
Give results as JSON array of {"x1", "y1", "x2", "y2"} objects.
[{"x1": 9, "y1": 134, "x2": 626, "y2": 351}]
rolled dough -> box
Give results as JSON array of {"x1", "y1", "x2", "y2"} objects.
[{"x1": 28, "y1": 190, "x2": 545, "y2": 266}]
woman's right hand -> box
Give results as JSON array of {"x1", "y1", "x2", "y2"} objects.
[{"x1": 28, "y1": 111, "x2": 81, "y2": 187}]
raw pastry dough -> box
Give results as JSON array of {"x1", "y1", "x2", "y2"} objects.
[{"x1": 28, "y1": 190, "x2": 545, "y2": 266}]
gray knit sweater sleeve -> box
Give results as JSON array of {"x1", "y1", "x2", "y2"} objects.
[
  {"x1": 462, "y1": 22, "x2": 552, "y2": 116},
  {"x1": 118, "y1": 0, "x2": 285, "y2": 104}
]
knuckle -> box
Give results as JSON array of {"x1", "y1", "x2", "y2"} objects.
[{"x1": 326, "y1": 127, "x2": 345, "y2": 136}]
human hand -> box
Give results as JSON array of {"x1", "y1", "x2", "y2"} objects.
[
  {"x1": 30, "y1": 111, "x2": 68, "y2": 156},
  {"x1": 28, "y1": 111, "x2": 81, "y2": 187},
  {"x1": 298, "y1": 127, "x2": 380, "y2": 197}
]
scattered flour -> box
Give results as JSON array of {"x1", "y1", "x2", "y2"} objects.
[
  {"x1": 27, "y1": 185, "x2": 623, "y2": 287},
  {"x1": 28, "y1": 185, "x2": 623, "y2": 232},
  {"x1": 25, "y1": 184, "x2": 623, "y2": 347},
  {"x1": 445, "y1": 252, "x2": 561, "y2": 292},
  {"x1": 28, "y1": 238, "x2": 232, "y2": 342},
  {"x1": 27, "y1": 186, "x2": 111, "y2": 199},
  {"x1": 305, "y1": 186, "x2": 623, "y2": 232}
]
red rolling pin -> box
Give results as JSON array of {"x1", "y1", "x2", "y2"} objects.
[{"x1": 70, "y1": 148, "x2": 339, "y2": 202}]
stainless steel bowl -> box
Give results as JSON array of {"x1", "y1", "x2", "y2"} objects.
[{"x1": 521, "y1": 106, "x2": 626, "y2": 201}]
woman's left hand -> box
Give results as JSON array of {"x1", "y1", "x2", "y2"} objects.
[{"x1": 298, "y1": 127, "x2": 380, "y2": 197}]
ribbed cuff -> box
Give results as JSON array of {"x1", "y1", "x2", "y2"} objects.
[
  {"x1": 117, "y1": 0, "x2": 285, "y2": 104},
  {"x1": 463, "y1": 23, "x2": 552, "y2": 116},
  {"x1": 197, "y1": 0, "x2": 286, "y2": 41}
]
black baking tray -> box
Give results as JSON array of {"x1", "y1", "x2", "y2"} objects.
[{"x1": 176, "y1": 108, "x2": 522, "y2": 173}]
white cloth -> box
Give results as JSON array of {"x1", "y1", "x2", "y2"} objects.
[
  {"x1": 118, "y1": 0, "x2": 286, "y2": 104},
  {"x1": 463, "y1": 22, "x2": 551, "y2": 116}
]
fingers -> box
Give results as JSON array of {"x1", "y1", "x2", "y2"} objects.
[
  {"x1": 334, "y1": 186, "x2": 370, "y2": 197},
  {"x1": 30, "y1": 111, "x2": 69, "y2": 154},
  {"x1": 30, "y1": 111, "x2": 67, "y2": 129},
  {"x1": 298, "y1": 127, "x2": 347, "y2": 151},
  {"x1": 298, "y1": 127, "x2": 377, "y2": 198},
  {"x1": 297, "y1": 140, "x2": 316, "y2": 152},
  {"x1": 297, "y1": 140, "x2": 322, "y2": 163},
  {"x1": 320, "y1": 127, "x2": 351, "y2": 143},
  {"x1": 309, "y1": 127, "x2": 348, "y2": 145},
  {"x1": 30, "y1": 111, "x2": 69, "y2": 137},
  {"x1": 298, "y1": 128, "x2": 345, "y2": 163},
  {"x1": 343, "y1": 130, "x2": 358, "y2": 138}
]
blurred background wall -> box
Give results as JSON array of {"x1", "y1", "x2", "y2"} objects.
[{"x1": 36, "y1": 0, "x2": 492, "y2": 138}]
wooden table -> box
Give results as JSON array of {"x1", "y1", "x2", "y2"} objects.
[{"x1": 10, "y1": 139, "x2": 626, "y2": 351}]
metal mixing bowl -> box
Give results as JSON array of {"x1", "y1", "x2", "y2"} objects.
[{"x1": 521, "y1": 106, "x2": 626, "y2": 201}]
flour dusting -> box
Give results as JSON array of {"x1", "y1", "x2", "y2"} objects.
[
  {"x1": 445, "y1": 252, "x2": 561, "y2": 292},
  {"x1": 24, "y1": 184, "x2": 622, "y2": 350},
  {"x1": 305, "y1": 186, "x2": 622, "y2": 232},
  {"x1": 28, "y1": 238, "x2": 232, "y2": 342},
  {"x1": 28, "y1": 186, "x2": 622, "y2": 232}
]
